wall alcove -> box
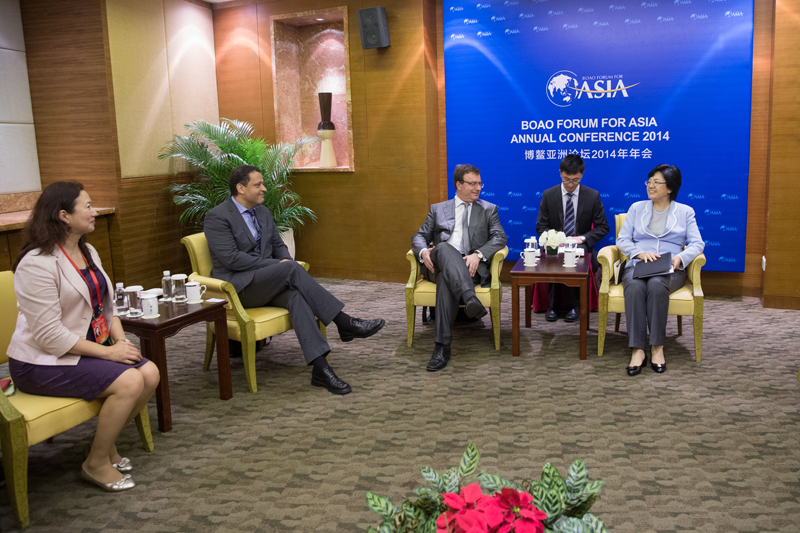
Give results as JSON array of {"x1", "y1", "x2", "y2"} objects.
[{"x1": 271, "y1": 7, "x2": 354, "y2": 172}]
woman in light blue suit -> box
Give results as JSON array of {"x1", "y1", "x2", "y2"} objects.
[{"x1": 616, "y1": 164, "x2": 705, "y2": 376}]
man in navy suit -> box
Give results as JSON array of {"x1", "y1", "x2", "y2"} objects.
[
  {"x1": 204, "y1": 165, "x2": 385, "y2": 395},
  {"x1": 411, "y1": 164, "x2": 507, "y2": 371},
  {"x1": 536, "y1": 154, "x2": 609, "y2": 322}
]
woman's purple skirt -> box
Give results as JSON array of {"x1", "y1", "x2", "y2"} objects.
[{"x1": 9, "y1": 356, "x2": 150, "y2": 402}]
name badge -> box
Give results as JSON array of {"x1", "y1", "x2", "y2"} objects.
[{"x1": 92, "y1": 313, "x2": 111, "y2": 345}]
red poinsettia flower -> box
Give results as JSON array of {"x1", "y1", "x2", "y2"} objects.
[
  {"x1": 437, "y1": 483, "x2": 502, "y2": 533},
  {"x1": 486, "y1": 488, "x2": 548, "y2": 533}
]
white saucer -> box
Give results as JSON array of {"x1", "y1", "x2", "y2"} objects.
[
  {"x1": 562, "y1": 263, "x2": 577, "y2": 268},
  {"x1": 142, "y1": 314, "x2": 160, "y2": 319},
  {"x1": 186, "y1": 300, "x2": 204, "y2": 305}
]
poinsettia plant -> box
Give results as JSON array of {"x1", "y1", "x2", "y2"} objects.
[{"x1": 365, "y1": 443, "x2": 610, "y2": 533}]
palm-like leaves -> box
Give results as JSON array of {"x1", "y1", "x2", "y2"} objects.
[{"x1": 160, "y1": 118, "x2": 317, "y2": 232}]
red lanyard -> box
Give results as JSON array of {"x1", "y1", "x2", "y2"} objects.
[{"x1": 57, "y1": 243, "x2": 103, "y2": 313}]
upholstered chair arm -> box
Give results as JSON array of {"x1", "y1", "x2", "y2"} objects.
[
  {"x1": 297, "y1": 261, "x2": 310, "y2": 272},
  {"x1": 406, "y1": 250, "x2": 420, "y2": 289},
  {"x1": 686, "y1": 253, "x2": 706, "y2": 297},
  {"x1": 597, "y1": 245, "x2": 620, "y2": 295},
  {"x1": 188, "y1": 274, "x2": 252, "y2": 325},
  {"x1": 490, "y1": 246, "x2": 509, "y2": 290}
]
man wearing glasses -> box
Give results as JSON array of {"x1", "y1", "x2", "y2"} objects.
[
  {"x1": 412, "y1": 164, "x2": 507, "y2": 371},
  {"x1": 536, "y1": 154, "x2": 609, "y2": 322}
]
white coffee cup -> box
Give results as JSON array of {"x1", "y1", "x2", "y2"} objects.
[
  {"x1": 520, "y1": 250, "x2": 538, "y2": 267},
  {"x1": 185, "y1": 281, "x2": 206, "y2": 303},
  {"x1": 563, "y1": 249, "x2": 578, "y2": 267},
  {"x1": 139, "y1": 291, "x2": 159, "y2": 318}
]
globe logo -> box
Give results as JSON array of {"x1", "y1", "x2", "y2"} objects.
[{"x1": 546, "y1": 70, "x2": 579, "y2": 107}]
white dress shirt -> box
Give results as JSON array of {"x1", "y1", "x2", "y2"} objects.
[{"x1": 448, "y1": 196, "x2": 471, "y2": 254}]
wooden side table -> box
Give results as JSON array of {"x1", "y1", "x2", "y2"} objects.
[
  {"x1": 510, "y1": 254, "x2": 592, "y2": 360},
  {"x1": 121, "y1": 300, "x2": 231, "y2": 432}
]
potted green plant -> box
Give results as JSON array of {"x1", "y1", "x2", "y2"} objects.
[{"x1": 159, "y1": 118, "x2": 316, "y2": 256}]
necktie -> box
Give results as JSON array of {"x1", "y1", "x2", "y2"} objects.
[
  {"x1": 246, "y1": 208, "x2": 261, "y2": 253},
  {"x1": 564, "y1": 193, "x2": 575, "y2": 237},
  {"x1": 461, "y1": 202, "x2": 471, "y2": 255}
]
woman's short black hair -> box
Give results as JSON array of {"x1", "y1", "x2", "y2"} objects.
[{"x1": 648, "y1": 164, "x2": 681, "y2": 202}]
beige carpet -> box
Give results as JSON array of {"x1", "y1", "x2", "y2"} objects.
[{"x1": 1, "y1": 279, "x2": 799, "y2": 532}]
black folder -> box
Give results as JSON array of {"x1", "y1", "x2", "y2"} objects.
[{"x1": 632, "y1": 252, "x2": 673, "y2": 279}]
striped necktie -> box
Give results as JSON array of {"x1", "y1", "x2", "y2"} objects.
[
  {"x1": 564, "y1": 193, "x2": 575, "y2": 237},
  {"x1": 246, "y1": 208, "x2": 261, "y2": 253},
  {"x1": 460, "y1": 202, "x2": 472, "y2": 255}
]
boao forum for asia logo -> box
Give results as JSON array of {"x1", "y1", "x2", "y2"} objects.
[{"x1": 546, "y1": 70, "x2": 639, "y2": 107}]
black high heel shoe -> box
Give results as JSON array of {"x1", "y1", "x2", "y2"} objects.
[
  {"x1": 626, "y1": 353, "x2": 647, "y2": 376},
  {"x1": 650, "y1": 360, "x2": 666, "y2": 373}
]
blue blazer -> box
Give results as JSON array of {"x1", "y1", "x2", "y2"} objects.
[{"x1": 617, "y1": 200, "x2": 705, "y2": 270}]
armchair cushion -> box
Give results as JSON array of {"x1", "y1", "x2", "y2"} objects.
[{"x1": 7, "y1": 393, "x2": 102, "y2": 447}]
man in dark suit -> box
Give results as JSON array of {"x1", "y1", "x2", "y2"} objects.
[
  {"x1": 536, "y1": 154, "x2": 609, "y2": 322},
  {"x1": 411, "y1": 164, "x2": 507, "y2": 371},
  {"x1": 204, "y1": 165, "x2": 385, "y2": 395}
]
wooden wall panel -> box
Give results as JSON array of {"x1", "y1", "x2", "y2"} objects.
[
  {"x1": 213, "y1": 0, "x2": 435, "y2": 282},
  {"x1": 116, "y1": 175, "x2": 193, "y2": 289},
  {"x1": 422, "y1": 0, "x2": 442, "y2": 207},
  {"x1": 0, "y1": 234, "x2": 12, "y2": 271},
  {"x1": 762, "y1": 0, "x2": 800, "y2": 309},
  {"x1": 433, "y1": 0, "x2": 448, "y2": 205},
  {"x1": 19, "y1": 0, "x2": 120, "y2": 208},
  {"x1": 214, "y1": 4, "x2": 264, "y2": 137},
  {"x1": 85, "y1": 215, "x2": 114, "y2": 277}
]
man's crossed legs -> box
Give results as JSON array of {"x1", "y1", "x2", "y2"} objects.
[
  {"x1": 427, "y1": 244, "x2": 487, "y2": 372},
  {"x1": 238, "y1": 261, "x2": 385, "y2": 394}
]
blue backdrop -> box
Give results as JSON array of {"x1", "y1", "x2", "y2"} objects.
[{"x1": 443, "y1": 0, "x2": 753, "y2": 272}]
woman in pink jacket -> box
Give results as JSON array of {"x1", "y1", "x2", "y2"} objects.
[{"x1": 8, "y1": 182, "x2": 159, "y2": 492}]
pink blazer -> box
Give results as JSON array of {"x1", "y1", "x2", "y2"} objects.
[{"x1": 7, "y1": 244, "x2": 117, "y2": 366}]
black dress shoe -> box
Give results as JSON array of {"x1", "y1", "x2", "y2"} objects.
[
  {"x1": 545, "y1": 308, "x2": 558, "y2": 322},
  {"x1": 426, "y1": 344, "x2": 451, "y2": 372},
  {"x1": 626, "y1": 354, "x2": 648, "y2": 376},
  {"x1": 311, "y1": 366, "x2": 352, "y2": 394},
  {"x1": 651, "y1": 362, "x2": 666, "y2": 373},
  {"x1": 338, "y1": 318, "x2": 386, "y2": 342},
  {"x1": 564, "y1": 308, "x2": 579, "y2": 323},
  {"x1": 464, "y1": 296, "x2": 488, "y2": 319}
]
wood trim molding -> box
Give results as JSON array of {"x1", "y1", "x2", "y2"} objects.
[{"x1": 761, "y1": 295, "x2": 800, "y2": 311}]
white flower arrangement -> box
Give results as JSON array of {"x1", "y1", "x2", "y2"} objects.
[{"x1": 539, "y1": 229, "x2": 567, "y2": 250}]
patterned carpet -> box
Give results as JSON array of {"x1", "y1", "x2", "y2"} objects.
[{"x1": 1, "y1": 279, "x2": 799, "y2": 532}]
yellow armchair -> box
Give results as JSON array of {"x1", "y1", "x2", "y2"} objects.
[
  {"x1": 596, "y1": 214, "x2": 705, "y2": 361},
  {"x1": 405, "y1": 246, "x2": 508, "y2": 350},
  {"x1": 0, "y1": 270, "x2": 153, "y2": 528},
  {"x1": 181, "y1": 233, "x2": 325, "y2": 393}
]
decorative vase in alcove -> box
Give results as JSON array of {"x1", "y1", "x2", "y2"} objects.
[{"x1": 317, "y1": 92, "x2": 337, "y2": 167}]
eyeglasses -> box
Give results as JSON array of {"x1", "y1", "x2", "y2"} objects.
[
  {"x1": 645, "y1": 180, "x2": 666, "y2": 187},
  {"x1": 461, "y1": 180, "x2": 484, "y2": 189},
  {"x1": 562, "y1": 177, "x2": 582, "y2": 185}
]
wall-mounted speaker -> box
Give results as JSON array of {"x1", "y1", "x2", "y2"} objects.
[{"x1": 357, "y1": 7, "x2": 390, "y2": 49}]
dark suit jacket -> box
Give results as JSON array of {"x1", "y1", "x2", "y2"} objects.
[
  {"x1": 411, "y1": 198, "x2": 507, "y2": 286},
  {"x1": 204, "y1": 198, "x2": 292, "y2": 292},
  {"x1": 536, "y1": 184, "x2": 609, "y2": 252}
]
